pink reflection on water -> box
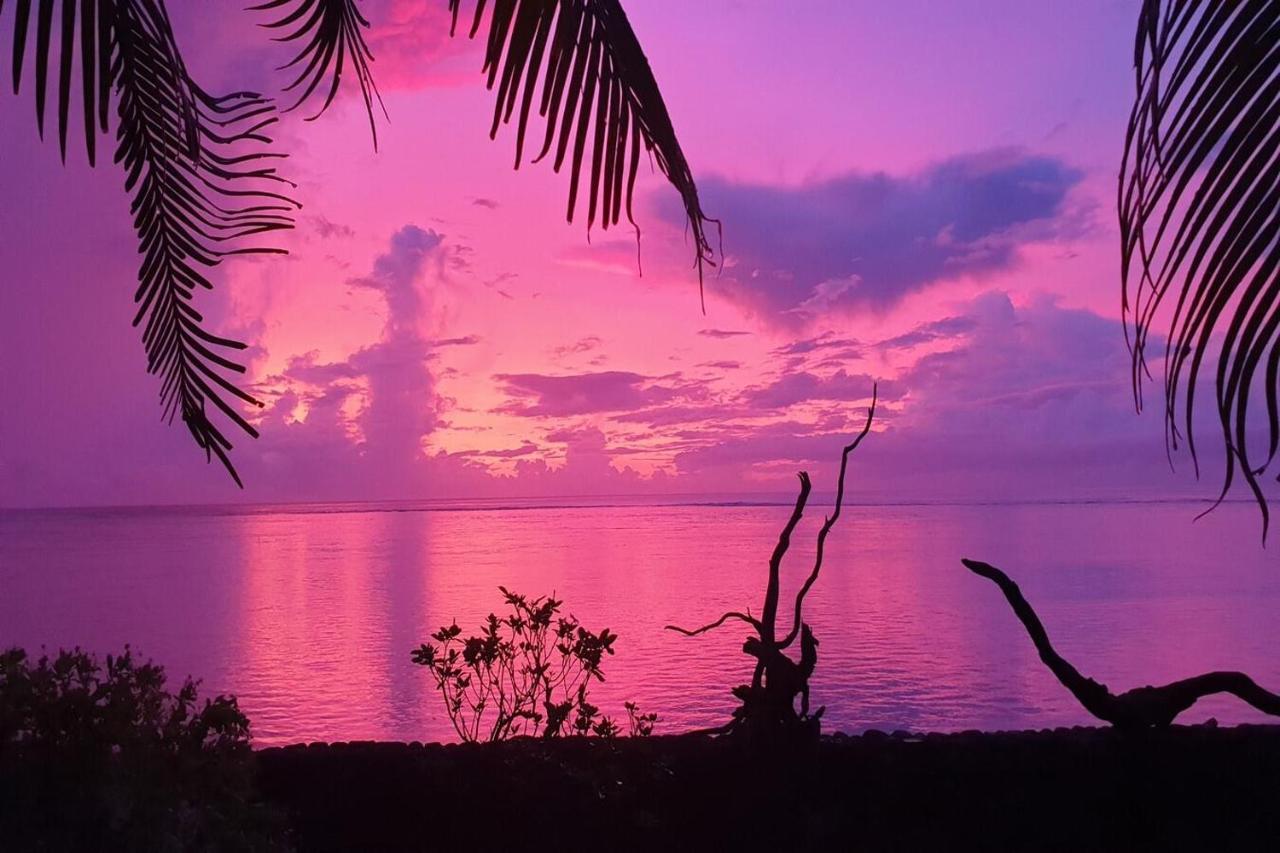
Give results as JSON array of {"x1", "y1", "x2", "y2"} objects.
[{"x1": 2, "y1": 500, "x2": 1278, "y2": 746}]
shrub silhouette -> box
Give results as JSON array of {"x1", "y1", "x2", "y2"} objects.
[
  {"x1": 0, "y1": 646, "x2": 286, "y2": 852},
  {"x1": 412, "y1": 587, "x2": 654, "y2": 742}
]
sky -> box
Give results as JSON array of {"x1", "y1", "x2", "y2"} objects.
[{"x1": 0, "y1": 0, "x2": 1229, "y2": 508}]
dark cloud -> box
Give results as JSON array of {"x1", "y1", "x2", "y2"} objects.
[
  {"x1": 699, "y1": 329, "x2": 751, "y2": 339},
  {"x1": 877, "y1": 315, "x2": 978, "y2": 351},
  {"x1": 552, "y1": 336, "x2": 603, "y2": 359},
  {"x1": 742, "y1": 371, "x2": 881, "y2": 409},
  {"x1": 452, "y1": 442, "x2": 540, "y2": 459},
  {"x1": 669, "y1": 149, "x2": 1083, "y2": 325},
  {"x1": 309, "y1": 215, "x2": 354, "y2": 240},
  {"x1": 771, "y1": 332, "x2": 861, "y2": 357},
  {"x1": 348, "y1": 226, "x2": 444, "y2": 336},
  {"x1": 437, "y1": 335, "x2": 482, "y2": 347},
  {"x1": 676, "y1": 292, "x2": 1172, "y2": 500},
  {"x1": 494, "y1": 371, "x2": 693, "y2": 417},
  {"x1": 472, "y1": 197, "x2": 500, "y2": 209}
]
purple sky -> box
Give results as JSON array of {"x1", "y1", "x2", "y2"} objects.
[{"x1": 1, "y1": 1, "x2": 1231, "y2": 508}]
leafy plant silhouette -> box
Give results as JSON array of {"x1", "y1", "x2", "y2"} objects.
[
  {"x1": 1, "y1": 0, "x2": 713, "y2": 483},
  {"x1": 667, "y1": 388, "x2": 877, "y2": 739},
  {"x1": 412, "y1": 587, "x2": 653, "y2": 741},
  {"x1": 0, "y1": 646, "x2": 286, "y2": 851}
]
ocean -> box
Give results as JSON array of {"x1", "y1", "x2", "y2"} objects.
[{"x1": 2, "y1": 498, "x2": 1276, "y2": 745}]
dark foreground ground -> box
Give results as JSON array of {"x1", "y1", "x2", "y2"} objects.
[{"x1": 257, "y1": 724, "x2": 1280, "y2": 852}]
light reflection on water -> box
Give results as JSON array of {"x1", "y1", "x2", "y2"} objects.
[{"x1": 2, "y1": 500, "x2": 1277, "y2": 746}]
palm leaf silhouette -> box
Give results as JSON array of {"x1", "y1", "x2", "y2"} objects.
[
  {"x1": 5, "y1": 0, "x2": 297, "y2": 484},
  {"x1": 1121, "y1": 0, "x2": 1280, "y2": 528},
  {"x1": 256, "y1": 0, "x2": 718, "y2": 301},
  {"x1": 450, "y1": 0, "x2": 718, "y2": 296},
  {"x1": 251, "y1": 0, "x2": 386, "y2": 147}
]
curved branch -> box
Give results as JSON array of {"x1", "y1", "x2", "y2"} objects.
[
  {"x1": 780, "y1": 386, "x2": 877, "y2": 650},
  {"x1": 664, "y1": 611, "x2": 762, "y2": 637},
  {"x1": 761, "y1": 471, "x2": 811, "y2": 646},
  {"x1": 963, "y1": 557, "x2": 1280, "y2": 729}
]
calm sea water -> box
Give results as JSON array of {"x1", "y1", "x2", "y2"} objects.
[{"x1": 2, "y1": 499, "x2": 1277, "y2": 746}]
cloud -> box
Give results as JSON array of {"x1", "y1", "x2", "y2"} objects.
[
  {"x1": 556, "y1": 239, "x2": 641, "y2": 275},
  {"x1": 348, "y1": 225, "x2": 444, "y2": 337},
  {"x1": 699, "y1": 328, "x2": 751, "y2": 339},
  {"x1": 494, "y1": 371, "x2": 695, "y2": 417},
  {"x1": 363, "y1": 0, "x2": 472, "y2": 88},
  {"x1": 250, "y1": 224, "x2": 446, "y2": 490},
  {"x1": 309, "y1": 215, "x2": 355, "y2": 240},
  {"x1": 674, "y1": 291, "x2": 1171, "y2": 500},
  {"x1": 452, "y1": 442, "x2": 540, "y2": 459},
  {"x1": 552, "y1": 336, "x2": 603, "y2": 359},
  {"x1": 471, "y1": 197, "x2": 500, "y2": 209},
  {"x1": 877, "y1": 316, "x2": 977, "y2": 351},
  {"x1": 772, "y1": 332, "x2": 861, "y2": 357},
  {"x1": 742, "y1": 370, "x2": 880, "y2": 409},
  {"x1": 669, "y1": 149, "x2": 1084, "y2": 325},
  {"x1": 437, "y1": 335, "x2": 482, "y2": 347}
]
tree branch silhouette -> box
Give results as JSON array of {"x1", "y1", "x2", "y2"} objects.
[
  {"x1": 963, "y1": 557, "x2": 1280, "y2": 729},
  {"x1": 667, "y1": 385, "x2": 878, "y2": 737}
]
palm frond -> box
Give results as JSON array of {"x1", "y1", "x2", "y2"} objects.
[
  {"x1": 1120, "y1": 0, "x2": 1280, "y2": 529},
  {"x1": 110, "y1": 0, "x2": 297, "y2": 484},
  {"x1": 5, "y1": 0, "x2": 115, "y2": 164},
  {"x1": 250, "y1": 0, "x2": 385, "y2": 147},
  {"x1": 449, "y1": 0, "x2": 718, "y2": 303}
]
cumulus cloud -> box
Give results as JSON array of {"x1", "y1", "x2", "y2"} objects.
[
  {"x1": 668, "y1": 149, "x2": 1084, "y2": 325},
  {"x1": 249, "y1": 225, "x2": 446, "y2": 491}
]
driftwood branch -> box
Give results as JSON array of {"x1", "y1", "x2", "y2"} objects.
[
  {"x1": 666, "y1": 388, "x2": 878, "y2": 737},
  {"x1": 962, "y1": 558, "x2": 1280, "y2": 729},
  {"x1": 665, "y1": 611, "x2": 763, "y2": 637},
  {"x1": 779, "y1": 386, "x2": 877, "y2": 650},
  {"x1": 762, "y1": 472, "x2": 813, "y2": 648}
]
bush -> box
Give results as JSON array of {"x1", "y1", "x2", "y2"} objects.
[
  {"x1": 412, "y1": 588, "x2": 655, "y2": 742},
  {"x1": 0, "y1": 646, "x2": 287, "y2": 852}
]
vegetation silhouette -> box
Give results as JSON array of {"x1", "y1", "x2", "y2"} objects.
[
  {"x1": 667, "y1": 387, "x2": 876, "y2": 739},
  {"x1": 0, "y1": 646, "x2": 286, "y2": 851},
  {"x1": 411, "y1": 587, "x2": 655, "y2": 741},
  {"x1": 963, "y1": 558, "x2": 1280, "y2": 729}
]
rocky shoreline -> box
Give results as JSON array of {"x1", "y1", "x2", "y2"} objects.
[{"x1": 256, "y1": 724, "x2": 1280, "y2": 851}]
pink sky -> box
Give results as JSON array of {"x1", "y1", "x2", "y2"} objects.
[{"x1": 0, "y1": 1, "x2": 1224, "y2": 508}]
